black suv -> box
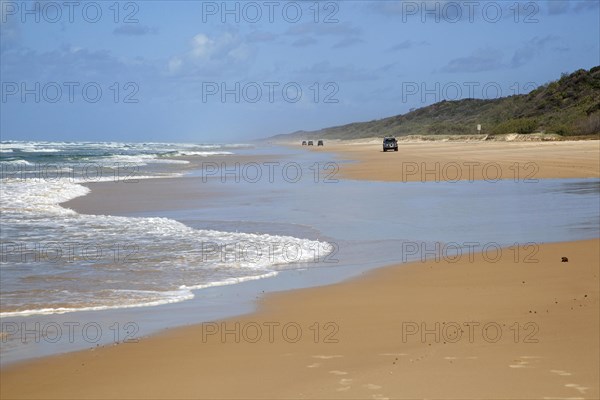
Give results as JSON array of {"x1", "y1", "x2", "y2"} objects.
[
  {"x1": 317, "y1": 140, "x2": 324, "y2": 146},
  {"x1": 383, "y1": 137, "x2": 398, "y2": 152},
  {"x1": 307, "y1": 141, "x2": 314, "y2": 146}
]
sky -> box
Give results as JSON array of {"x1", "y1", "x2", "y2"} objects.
[{"x1": 1, "y1": 0, "x2": 599, "y2": 143}]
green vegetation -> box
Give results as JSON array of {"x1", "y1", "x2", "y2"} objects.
[
  {"x1": 272, "y1": 67, "x2": 600, "y2": 141},
  {"x1": 493, "y1": 118, "x2": 538, "y2": 134}
]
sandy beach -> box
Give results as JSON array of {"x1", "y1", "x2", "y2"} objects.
[
  {"x1": 1, "y1": 141, "x2": 599, "y2": 399},
  {"x1": 2, "y1": 238, "x2": 598, "y2": 399},
  {"x1": 310, "y1": 140, "x2": 600, "y2": 182}
]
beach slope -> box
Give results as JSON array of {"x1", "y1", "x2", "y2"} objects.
[{"x1": 2, "y1": 239, "x2": 598, "y2": 399}]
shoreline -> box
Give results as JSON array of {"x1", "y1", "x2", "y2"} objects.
[
  {"x1": 2, "y1": 142, "x2": 599, "y2": 398},
  {"x1": 2, "y1": 239, "x2": 598, "y2": 399},
  {"x1": 61, "y1": 152, "x2": 280, "y2": 215}
]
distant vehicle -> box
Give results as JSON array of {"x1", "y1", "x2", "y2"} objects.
[
  {"x1": 382, "y1": 137, "x2": 398, "y2": 152},
  {"x1": 317, "y1": 140, "x2": 324, "y2": 146},
  {"x1": 307, "y1": 141, "x2": 314, "y2": 146},
  {"x1": 302, "y1": 141, "x2": 307, "y2": 145}
]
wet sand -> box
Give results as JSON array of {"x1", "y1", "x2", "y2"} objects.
[
  {"x1": 1, "y1": 239, "x2": 598, "y2": 399},
  {"x1": 62, "y1": 153, "x2": 275, "y2": 215},
  {"x1": 62, "y1": 175, "x2": 224, "y2": 215}
]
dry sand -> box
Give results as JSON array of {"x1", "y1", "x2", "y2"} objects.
[
  {"x1": 2, "y1": 141, "x2": 599, "y2": 399},
  {"x1": 1, "y1": 240, "x2": 598, "y2": 399},
  {"x1": 308, "y1": 140, "x2": 600, "y2": 182}
]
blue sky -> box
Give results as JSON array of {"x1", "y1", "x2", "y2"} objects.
[{"x1": 1, "y1": 0, "x2": 599, "y2": 143}]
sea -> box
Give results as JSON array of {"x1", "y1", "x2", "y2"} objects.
[{"x1": 0, "y1": 141, "x2": 332, "y2": 318}]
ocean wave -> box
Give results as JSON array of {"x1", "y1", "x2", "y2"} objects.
[
  {"x1": 19, "y1": 148, "x2": 64, "y2": 153},
  {"x1": 173, "y1": 151, "x2": 234, "y2": 157},
  {"x1": 0, "y1": 159, "x2": 32, "y2": 166},
  {"x1": 1, "y1": 178, "x2": 90, "y2": 215},
  {"x1": 1, "y1": 143, "x2": 333, "y2": 317},
  {"x1": 0, "y1": 271, "x2": 286, "y2": 318},
  {"x1": 99, "y1": 154, "x2": 190, "y2": 165},
  {"x1": 0, "y1": 289, "x2": 195, "y2": 318}
]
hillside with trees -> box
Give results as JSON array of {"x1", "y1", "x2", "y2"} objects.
[{"x1": 271, "y1": 67, "x2": 600, "y2": 141}]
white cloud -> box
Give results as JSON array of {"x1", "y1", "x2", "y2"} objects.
[
  {"x1": 190, "y1": 34, "x2": 216, "y2": 58},
  {"x1": 167, "y1": 32, "x2": 256, "y2": 77},
  {"x1": 188, "y1": 32, "x2": 251, "y2": 62}
]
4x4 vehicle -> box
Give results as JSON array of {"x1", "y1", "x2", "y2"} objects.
[
  {"x1": 302, "y1": 141, "x2": 307, "y2": 145},
  {"x1": 317, "y1": 140, "x2": 324, "y2": 146},
  {"x1": 383, "y1": 137, "x2": 398, "y2": 152},
  {"x1": 307, "y1": 141, "x2": 314, "y2": 146}
]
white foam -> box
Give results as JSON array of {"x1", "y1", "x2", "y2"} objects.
[
  {"x1": 20, "y1": 148, "x2": 63, "y2": 153},
  {"x1": 174, "y1": 151, "x2": 234, "y2": 157},
  {"x1": 179, "y1": 271, "x2": 279, "y2": 291},
  {"x1": 0, "y1": 289, "x2": 195, "y2": 318},
  {"x1": 1, "y1": 178, "x2": 90, "y2": 216},
  {"x1": 0, "y1": 159, "x2": 32, "y2": 165},
  {"x1": 1, "y1": 267, "x2": 286, "y2": 317},
  {"x1": 1, "y1": 165, "x2": 333, "y2": 318},
  {"x1": 98, "y1": 154, "x2": 190, "y2": 165}
]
